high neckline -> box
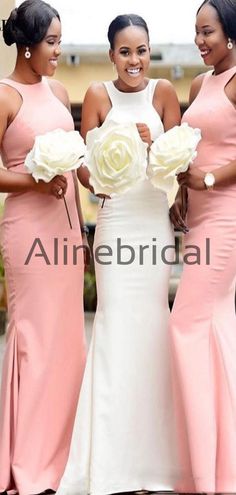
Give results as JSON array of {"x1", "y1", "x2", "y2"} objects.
[
  {"x1": 111, "y1": 79, "x2": 150, "y2": 95},
  {"x1": 3, "y1": 77, "x2": 45, "y2": 86},
  {"x1": 211, "y1": 65, "x2": 236, "y2": 77}
]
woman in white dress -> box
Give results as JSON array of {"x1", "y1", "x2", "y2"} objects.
[{"x1": 58, "y1": 14, "x2": 181, "y2": 495}]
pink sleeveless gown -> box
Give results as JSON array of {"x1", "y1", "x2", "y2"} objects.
[
  {"x1": 170, "y1": 66, "x2": 236, "y2": 493},
  {"x1": 0, "y1": 78, "x2": 86, "y2": 495}
]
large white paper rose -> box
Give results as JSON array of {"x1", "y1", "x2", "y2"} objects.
[
  {"x1": 25, "y1": 128, "x2": 86, "y2": 182},
  {"x1": 147, "y1": 123, "x2": 201, "y2": 192},
  {"x1": 84, "y1": 120, "x2": 148, "y2": 196}
]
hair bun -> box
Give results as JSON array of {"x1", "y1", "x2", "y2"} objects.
[
  {"x1": 3, "y1": 7, "x2": 18, "y2": 46},
  {"x1": 3, "y1": 0, "x2": 60, "y2": 48}
]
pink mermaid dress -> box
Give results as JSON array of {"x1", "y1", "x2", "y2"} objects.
[
  {"x1": 0, "y1": 78, "x2": 86, "y2": 495},
  {"x1": 170, "y1": 66, "x2": 236, "y2": 493}
]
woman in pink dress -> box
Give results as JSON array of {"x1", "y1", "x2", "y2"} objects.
[
  {"x1": 0, "y1": 1, "x2": 87, "y2": 494},
  {"x1": 170, "y1": 0, "x2": 236, "y2": 492}
]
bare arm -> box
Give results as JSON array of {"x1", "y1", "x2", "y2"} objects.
[
  {"x1": 72, "y1": 170, "x2": 87, "y2": 230},
  {"x1": 48, "y1": 79, "x2": 91, "y2": 234},
  {"x1": 0, "y1": 87, "x2": 35, "y2": 192},
  {"x1": 159, "y1": 80, "x2": 185, "y2": 232},
  {"x1": 153, "y1": 79, "x2": 181, "y2": 130},
  {"x1": 77, "y1": 83, "x2": 108, "y2": 191}
]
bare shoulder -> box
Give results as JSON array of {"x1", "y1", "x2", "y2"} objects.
[
  {"x1": 81, "y1": 82, "x2": 111, "y2": 136},
  {"x1": 0, "y1": 84, "x2": 22, "y2": 127},
  {"x1": 154, "y1": 78, "x2": 177, "y2": 97},
  {"x1": 152, "y1": 78, "x2": 180, "y2": 125},
  {"x1": 153, "y1": 79, "x2": 179, "y2": 114},
  {"x1": 82, "y1": 81, "x2": 110, "y2": 120},
  {"x1": 0, "y1": 86, "x2": 11, "y2": 121},
  {"x1": 84, "y1": 81, "x2": 108, "y2": 103},
  {"x1": 153, "y1": 79, "x2": 178, "y2": 108},
  {"x1": 189, "y1": 73, "x2": 205, "y2": 104},
  {"x1": 0, "y1": 83, "x2": 21, "y2": 106},
  {"x1": 0, "y1": 86, "x2": 17, "y2": 138},
  {"x1": 47, "y1": 78, "x2": 70, "y2": 108}
]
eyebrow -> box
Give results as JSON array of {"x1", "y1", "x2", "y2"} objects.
[
  {"x1": 196, "y1": 24, "x2": 213, "y2": 28},
  {"x1": 119, "y1": 44, "x2": 147, "y2": 49},
  {"x1": 45, "y1": 34, "x2": 59, "y2": 39}
]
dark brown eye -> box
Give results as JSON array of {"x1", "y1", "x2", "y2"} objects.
[{"x1": 138, "y1": 48, "x2": 147, "y2": 55}]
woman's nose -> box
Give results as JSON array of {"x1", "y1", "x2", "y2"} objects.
[
  {"x1": 129, "y1": 52, "x2": 139, "y2": 64},
  {"x1": 55, "y1": 44, "x2": 61, "y2": 56}
]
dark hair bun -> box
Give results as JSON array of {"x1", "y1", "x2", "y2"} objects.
[
  {"x1": 3, "y1": 0, "x2": 60, "y2": 47},
  {"x1": 3, "y1": 8, "x2": 19, "y2": 46}
]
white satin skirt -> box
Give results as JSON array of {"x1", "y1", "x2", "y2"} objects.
[{"x1": 57, "y1": 180, "x2": 180, "y2": 495}]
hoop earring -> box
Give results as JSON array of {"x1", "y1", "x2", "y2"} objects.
[
  {"x1": 25, "y1": 46, "x2": 31, "y2": 59},
  {"x1": 227, "y1": 38, "x2": 233, "y2": 50}
]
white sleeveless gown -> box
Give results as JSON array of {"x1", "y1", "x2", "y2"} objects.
[{"x1": 57, "y1": 80, "x2": 179, "y2": 495}]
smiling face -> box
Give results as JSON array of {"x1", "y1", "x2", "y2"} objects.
[
  {"x1": 109, "y1": 25, "x2": 150, "y2": 92},
  {"x1": 28, "y1": 16, "x2": 62, "y2": 77},
  {"x1": 195, "y1": 3, "x2": 232, "y2": 70}
]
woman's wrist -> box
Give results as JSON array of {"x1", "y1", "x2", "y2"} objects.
[
  {"x1": 0, "y1": 170, "x2": 37, "y2": 194},
  {"x1": 28, "y1": 175, "x2": 38, "y2": 191}
]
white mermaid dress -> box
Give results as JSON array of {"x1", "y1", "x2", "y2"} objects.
[{"x1": 57, "y1": 79, "x2": 179, "y2": 495}]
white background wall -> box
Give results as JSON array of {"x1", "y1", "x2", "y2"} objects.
[{"x1": 31, "y1": 0, "x2": 201, "y2": 45}]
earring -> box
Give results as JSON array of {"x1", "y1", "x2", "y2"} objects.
[
  {"x1": 227, "y1": 38, "x2": 233, "y2": 50},
  {"x1": 25, "y1": 46, "x2": 31, "y2": 59},
  {"x1": 112, "y1": 62, "x2": 116, "y2": 74}
]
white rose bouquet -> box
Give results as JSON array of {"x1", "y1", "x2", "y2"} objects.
[
  {"x1": 147, "y1": 123, "x2": 202, "y2": 192},
  {"x1": 25, "y1": 128, "x2": 85, "y2": 182},
  {"x1": 84, "y1": 120, "x2": 148, "y2": 197},
  {"x1": 25, "y1": 128, "x2": 86, "y2": 227}
]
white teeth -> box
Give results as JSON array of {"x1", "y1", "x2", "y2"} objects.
[
  {"x1": 200, "y1": 50, "x2": 210, "y2": 56},
  {"x1": 50, "y1": 60, "x2": 58, "y2": 67},
  {"x1": 127, "y1": 68, "x2": 140, "y2": 74}
]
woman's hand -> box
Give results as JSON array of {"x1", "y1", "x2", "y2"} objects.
[
  {"x1": 77, "y1": 166, "x2": 94, "y2": 193},
  {"x1": 177, "y1": 168, "x2": 205, "y2": 191},
  {"x1": 169, "y1": 186, "x2": 189, "y2": 233},
  {"x1": 136, "y1": 123, "x2": 152, "y2": 147},
  {"x1": 34, "y1": 175, "x2": 68, "y2": 199}
]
